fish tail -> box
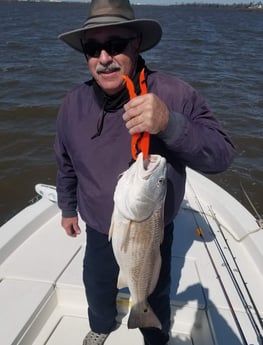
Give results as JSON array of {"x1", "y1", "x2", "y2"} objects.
[{"x1": 127, "y1": 304, "x2": 162, "y2": 330}]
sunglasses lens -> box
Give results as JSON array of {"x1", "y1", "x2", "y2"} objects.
[
  {"x1": 83, "y1": 42, "x2": 100, "y2": 57},
  {"x1": 82, "y1": 37, "x2": 136, "y2": 58},
  {"x1": 108, "y1": 40, "x2": 129, "y2": 56}
]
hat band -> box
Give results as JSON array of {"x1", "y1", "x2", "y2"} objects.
[{"x1": 83, "y1": 15, "x2": 132, "y2": 27}]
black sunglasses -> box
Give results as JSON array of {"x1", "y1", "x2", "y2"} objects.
[{"x1": 81, "y1": 37, "x2": 138, "y2": 58}]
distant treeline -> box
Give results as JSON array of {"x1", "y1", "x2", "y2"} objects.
[
  {"x1": 151, "y1": 1, "x2": 263, "y2": 9},
  {"x1": 2, "y1": 0, "x2": 263, "y2": 10}
]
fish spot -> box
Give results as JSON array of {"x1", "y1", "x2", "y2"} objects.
[
  {"x1": 157, "y1": 178, "x2": 165, "y2": 186},
  {"x1": 144, "y1": 308, "x2": 148, "y2": 313}
]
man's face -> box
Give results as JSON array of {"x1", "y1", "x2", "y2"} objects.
[{"x1": 83, "y1": 27, "x2": 140, "y2": 95}]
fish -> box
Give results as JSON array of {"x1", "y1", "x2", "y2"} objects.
[{"x1": 109, "y1": 152, "x2": 167, "y2": 329}]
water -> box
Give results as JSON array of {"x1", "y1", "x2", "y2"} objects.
[{"x1": 0, "y1": 1, "x2": 262, "y2": 225}]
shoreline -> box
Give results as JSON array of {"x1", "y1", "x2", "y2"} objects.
[{"x1": 1, "y1": 0, "x2": 263, "y2": 11}]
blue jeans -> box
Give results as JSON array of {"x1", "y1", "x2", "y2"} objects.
[{"x1": 83, "y1": 222, "x2": 174, "y2": 345}]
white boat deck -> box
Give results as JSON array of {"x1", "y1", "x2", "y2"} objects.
[{"x1": 0, "y1": 169, "x2": 262, "y2": 345}]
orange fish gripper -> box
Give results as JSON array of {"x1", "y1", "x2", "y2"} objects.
[{"x1": 122, "y1": 68, "x2": 150, "y2": 161}]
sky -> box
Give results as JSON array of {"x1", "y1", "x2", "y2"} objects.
[{"x1": 59, "y1": 0, "x2": 255, "y2": 4}]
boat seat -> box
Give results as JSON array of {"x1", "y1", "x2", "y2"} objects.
[
  {"x1": 0, "y1": 214, "x2": 85, "y2": 284},
  {"x1": 0, "y1": 278, "x2": 53, "y2": 344}
]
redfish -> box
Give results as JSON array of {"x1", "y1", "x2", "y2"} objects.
[{"x1": 109, "y1": 152, "x2": 167, "y2": 329}]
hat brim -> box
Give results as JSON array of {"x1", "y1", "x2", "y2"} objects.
[{"x1": 58, "y1": 19, "x2": 162, "y2": 53}]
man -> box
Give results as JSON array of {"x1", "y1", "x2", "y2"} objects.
[{"x1": 55, "y1": 1, "x2": 236, "y2": 344}]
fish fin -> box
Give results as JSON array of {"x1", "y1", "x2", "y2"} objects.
[
  {"x1": 117, "y1": 270, "x2": 127, "y2": 289},
  {"x1": 128, "y1": 303, "x2": 162, "y2": 330},
  {"x1": 119, "y1": 220, "x2": 132, "y2": 252},
  {"x1": 108, "y1": 216, "x2": 115, "y2": 241}
]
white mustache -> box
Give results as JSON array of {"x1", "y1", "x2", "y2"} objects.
[{"x1": 96, "y1": 62, "x2": 121, "y2": 74}]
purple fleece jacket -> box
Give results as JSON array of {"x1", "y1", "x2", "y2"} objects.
[{"x1": 54, "y1": 70, "x2": 236, "y2": 234}]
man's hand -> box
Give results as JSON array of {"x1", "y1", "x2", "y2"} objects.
[
  {"x1": 61, "y1": 216, "x2": 81, "y2": 237},
  {"x1": 123, "y1": 93, "x2": 169, "y2": 135}
]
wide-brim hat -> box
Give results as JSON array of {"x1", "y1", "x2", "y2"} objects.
[{"x1": 58, "y1": 0, "x2": 162, "y2": 53}]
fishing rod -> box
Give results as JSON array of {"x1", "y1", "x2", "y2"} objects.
[
  {"x1": 240, "y1": 182, "x2": 263, "y2": 229},
  {"x1": 195, "y1": 227, "x2": 249, "y2": 345},
  {"x1": 189, "y1": 181, "x2": 263, "y2": 345},
  {"x1": 192, "y1": 222, "x2": 249, "y2": 345},
  {"x1": 209, "y1": 205, "x2": 263, "y2": 344}
]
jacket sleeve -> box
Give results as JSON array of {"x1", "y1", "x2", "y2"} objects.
[
  {"x1": 158, "y1": 87, "x2": 236, "y2": 174},
  {"x1": 54, "y1": 102, "x2": 78, "y2": 218}
]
